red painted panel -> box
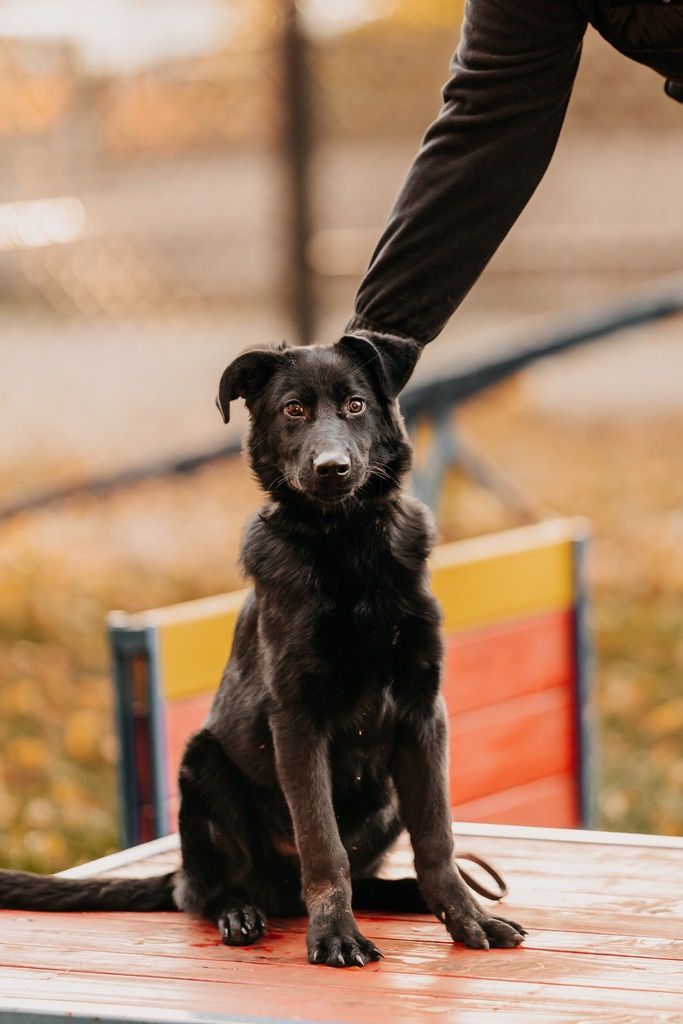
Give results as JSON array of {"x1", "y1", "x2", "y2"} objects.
[
  {"x1": 132, "y1": 710, "x2": 155, "y2": 844},
  {"x1": 157, "y1": 614, "x2": 579, "y2": 834},
  {"x1": 163, "y1": 692, "x2": 213, "y2": 800},
  {"x1": 448, "y1": 686, "x2": 577, "y2": 805},
  {"x1": 166, "y1": 793, "x2": 179, "y2": 831},
  {"x1": 442, "y1": 609, "x2": 575, "y2": 717},
  {"x1": 454, "y1": 771, "x2": 579, "y2": 827}
]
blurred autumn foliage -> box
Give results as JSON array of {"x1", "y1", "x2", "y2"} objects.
[{"x1": 0, "y1": 466, "x2": 261, "y2": 872}]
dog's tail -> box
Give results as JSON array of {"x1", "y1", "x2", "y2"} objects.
[
  {"x1": 353, "y1": 856, "x2": 508, "y2": 912},
  {"x1": 0, "y1": 868, "x2": 177, "y2": 912},
  {"x1": 352, "y1": 876, "x2": 428, "y2": 913}
]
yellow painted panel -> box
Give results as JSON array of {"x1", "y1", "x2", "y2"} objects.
[
  {"x1": 156, "y1": 611, "x2": 240, "y2": 701},
  {"x1": 154, "y1": 591, "x2": 247, "y2": 702},
  {"x1": 431, "y1": 536, "x2": 575, "y2": 633}
]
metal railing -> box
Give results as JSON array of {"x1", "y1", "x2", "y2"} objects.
[
  {"x1": 404, "y1": 274, "x2": 683, "y2": 510},
  {"x1": 1, "y1": 274, "x2": 681, "y2": 525}
]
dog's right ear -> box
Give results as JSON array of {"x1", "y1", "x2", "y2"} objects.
[
  {"x1": 216, "y1": 348, "x2": 284, "y2": 423},
  {"x1": 335, "y1": 332, "x2": 420, "y2": 400}
]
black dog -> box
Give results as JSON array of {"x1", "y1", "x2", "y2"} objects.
[{"x1": 0, "y1": 334, "x2": 526, "y2": 966}]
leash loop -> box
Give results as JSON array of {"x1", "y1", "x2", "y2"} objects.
[{"x1": 456, "y1": 852, "x2": 509, "y2": 901}]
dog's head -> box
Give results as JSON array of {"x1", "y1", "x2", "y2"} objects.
[{"x1": 216, "y1": 334, "x2": 419, "y2": 507}]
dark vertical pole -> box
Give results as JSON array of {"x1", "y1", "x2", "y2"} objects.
[{"x1": 280, "y1": 0, "x2": 315, "y2": 346}]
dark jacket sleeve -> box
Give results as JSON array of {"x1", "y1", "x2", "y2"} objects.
[{"x1": 345, "y1": 0, "x2": 587, "y2": 349}]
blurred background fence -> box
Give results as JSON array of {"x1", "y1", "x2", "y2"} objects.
[{"x1": 1, "y1": 0, "x2": 682, "y2": 871}]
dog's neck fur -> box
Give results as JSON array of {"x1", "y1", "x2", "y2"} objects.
[{"x1": 253, "y1": 462, "x2": 411, "y2": 545}]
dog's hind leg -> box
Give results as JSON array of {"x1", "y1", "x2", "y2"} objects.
[
  {"x1": 352, "y1": 876, "x2": 428, "y2": 913},
  {"x1": 175, "y1": 729, "x2": 268, "y2": 946}
]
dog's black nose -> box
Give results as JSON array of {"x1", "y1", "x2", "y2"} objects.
[{"x1": 313, "y1": 451, "x2": 350, "y2": 478}]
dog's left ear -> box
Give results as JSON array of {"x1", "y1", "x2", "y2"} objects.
[
  {"x1": 335, "y1": 332, "x2": 420, "y2": 400},
  {"x1": 216, "y1": 348, "x2": 284, "y2": 423}
]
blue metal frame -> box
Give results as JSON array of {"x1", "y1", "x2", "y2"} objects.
[
  {"x1": 148, "y1": 626, "x2": 172, "y2": 839},
  {"x1": 108, "y1": 620, "x2": 168, "y2": 848},
  {"x1": 108, "y1": 622, "x2": 146, "y2": 849},
  {"x1": 408, "y1": 405, "x2": 459, "y2": 509},
  {"x1": 572, "y1": 530, "x2": 598, "y2": 829}
]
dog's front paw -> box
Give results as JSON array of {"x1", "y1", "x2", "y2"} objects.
[
  {"x1": 439, "y1": 903, "x2": 527, "y2": 950},
  {"x1": 218, "y1": 904, "x2": 267, "y2": 946},
  {"x1": 421, "y1": 867, "x2": 527, "y2": 949},
  {"x1": 307, "y1": 917, "x2": 382, "y2": 967}
]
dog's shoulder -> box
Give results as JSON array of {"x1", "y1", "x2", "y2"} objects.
[
  {"x1": 239, "y1": 504, "x2": 314, "y2": 594},
  {"x1": 383, "y1": 493, "x2": 436, "y2": 572},
  {"x1": 239, "y1": 509, "x2": 274, "y2": 584}
]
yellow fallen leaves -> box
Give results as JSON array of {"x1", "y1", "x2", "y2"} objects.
[
  {"x1": 22, "y1": 830, "x2": 67, "y2": 866},
  {"x1": 0, "y1": 459, "x2": 257, "y2": 872},
  {"x1": 3, "y1": 737, "x2": 49, "y2": 783},
  {"x1": 642, "y1": 698, "x2": 683, "y2": 738},
  {"x1": 0, "y1": 679, "x2": 47, "y2": 719},
  {"x1": 0, "y1": 791, "x2": 16, "y2": 829},
  {"x1": 63, "y1": 709, "x2": 103, "y2": 765}
]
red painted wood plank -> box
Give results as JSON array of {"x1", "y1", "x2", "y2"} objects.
[
  {"x1": 453, "y1": 772, "x2": 579, "y2": 827},
  {"x1": 448, "y1": 687, "x2": 577, "y2": 804},
  {"x1": 481, "y1": 865, "x2": 683, "y2": 900},
  {"x1": 3, "y1": 934, "x2": 683, "y2": 995},
  {"x1": 442, "y1": 610, "x2": 575, "y2": 717},
  {"x1": 442, "y1": 834, "x2": 683, "y2": 871},
  {"x1": 2, "y1": 952, "x2": 683, "y2": 1017},
  {"x1": 3, "y1": 969, "x2": 683, "y2": 1024},
  {"x1": 0, "y1": 896, "x2": 673, "y2": 948},
  {"x1": 1, "y1": 912, "x2": 683, "y2": 996},
  {"x1": 5, "y1": 910, "x2": 683, "y2": 963},
  {"x1": 5, "y1": 907, "x2": 683, "y2": 962}
]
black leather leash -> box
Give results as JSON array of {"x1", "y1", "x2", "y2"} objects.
[{"x1": 456, "y1": 852, "x2": 509, "y2": 901}]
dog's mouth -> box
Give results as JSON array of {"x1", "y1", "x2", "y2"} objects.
[
  {"x1": 310, "y1": 488, "x2": 356, "y2": 506},
  {"x1": 306, "y1": 479, "x2": 358, "y2": 505},
  {"x1": 284, "y1": 467, "x2": 365, "y2": 506}
]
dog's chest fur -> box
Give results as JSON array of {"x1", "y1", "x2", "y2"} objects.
[
  {"x1": 226, "y1": 494, "x2": 436, "y2": 750},
  {"x1": 245, "y1": 494, "x2": 432, "y2": 665}
]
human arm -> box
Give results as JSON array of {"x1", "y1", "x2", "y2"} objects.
[{"x1": 346, "y1": 0, "x2": 587, "y2": 349}]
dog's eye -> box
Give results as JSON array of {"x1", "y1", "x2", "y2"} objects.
[
  {"x1": 346, "y1": 397, "x2": 365, "y2": 415},
  {"x1": 284, "y1": 401, "x2": 305, "y2": 418}
]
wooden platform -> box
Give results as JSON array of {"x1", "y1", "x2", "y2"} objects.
[{"x1": 1, "y1": 823, "x2": 682, "y2": 1024}]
